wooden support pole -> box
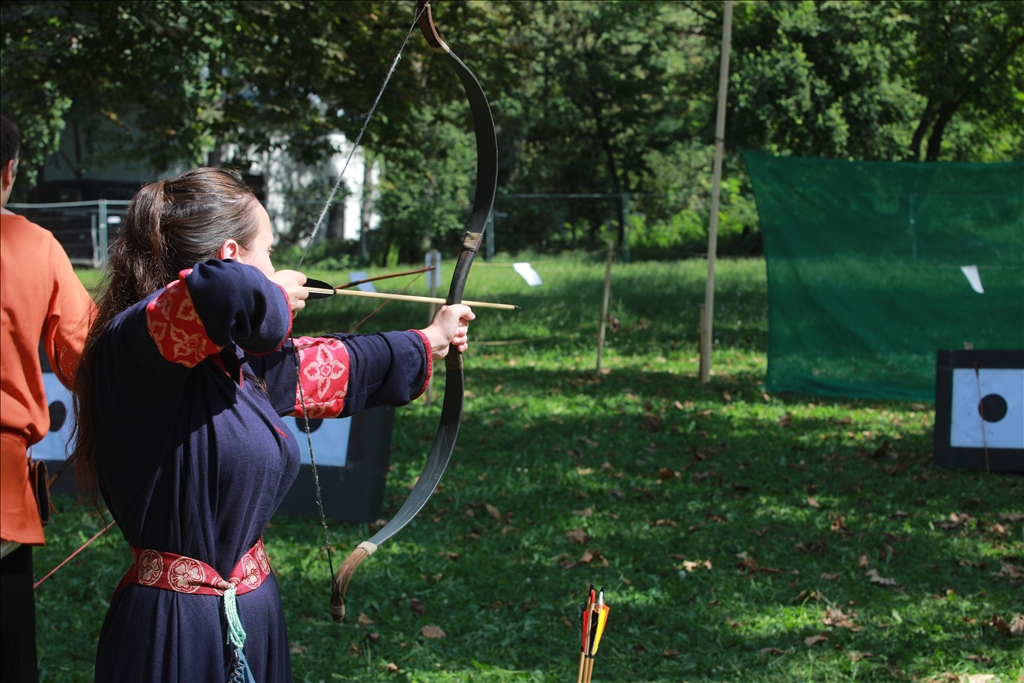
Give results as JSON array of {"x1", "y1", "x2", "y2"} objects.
[
  {"x1": 699, "y1": 303, "x2": 706, "y2": 374},
  {"x1": 595, "y1": 241, "x2": 614, "y2": 376},
  {"x1": 700, "y1": 0, "x2": 734, "y2": 384}
]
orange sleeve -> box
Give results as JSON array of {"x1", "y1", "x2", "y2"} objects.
[{"x1": 42, "y1": 234, "x2": 97, "y2": 388}]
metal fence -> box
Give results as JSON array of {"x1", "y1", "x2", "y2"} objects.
[{"x1": 7, "y1": 200, "x2": 131, "y2": 267}]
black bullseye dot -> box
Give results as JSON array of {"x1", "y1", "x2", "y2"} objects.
[
  {"x1": 300, "y1": 418, "x2": 324, "y2": 433},
  {"x1": 48, "y1": 401, "x2": 67, "y2": 432},
  {"x1": 977, "y1": 394, "x2": 1007, "y2": 423}
]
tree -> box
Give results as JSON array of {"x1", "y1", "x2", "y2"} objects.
[{"x1": 901, "y1": 1, "x2": 1024, "y2": 161}]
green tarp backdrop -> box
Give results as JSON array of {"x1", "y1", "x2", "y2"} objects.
[{"x1": 743, "y1": 150, "x2": 1024, "y2": 402}]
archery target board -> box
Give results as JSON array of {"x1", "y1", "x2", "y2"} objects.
[
  {"x1": 35, "y1": 372, "x2": 352, "y2": 467},
  {"x1": 934, "y1": 349, "x2": 1024, "y2": 473},
  {"x1": 284, "y1": 415, "x2": 351, "y2": 467},
  {"x1": 949, "y1": 369, "x2": 1023, "y2": 448},
  {"x1": 34, "y1": 371, "x2": 76, "y2": 462}
]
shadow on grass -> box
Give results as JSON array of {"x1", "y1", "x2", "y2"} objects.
[{"x1": 268, "y1": 366, "x2": 1022, "y2": 682}]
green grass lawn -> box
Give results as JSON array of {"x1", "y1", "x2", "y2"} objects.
[{"x1": 39, "y1": 256, "x2": 1024, "y2": 682}]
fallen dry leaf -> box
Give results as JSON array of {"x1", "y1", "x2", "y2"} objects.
[
  {"x1": 663, "y1": 649, "x2": 680, "y2": 657},
  {"x1": 998, "y1": 513, "x2": 1024, "y2": 523},
  {"x1": 384, "y1": 662, "x2": 399, "y2": 674},
  {"x1": 822, "y1": 607, "x2": 859, "y2": 630},
  {"x1": 988, "y1": 614, "x2": 1012, "y2": 636},
  {"x1": 940, "y1": 512, "x2": 971, "y2": 530},
  {"x1": 681, "y1": 559, "x2": 712, "y2": 572},
  {"x1": 829, "y1": 516, "x2": 851, "y2": 539},
  {"x1": 290, "y1": 643, "x2": 308, "y2": 654},
  {"x1": 804, "y1": 633, "x2": 828, "y2": 647},
  {"x1": 421, "y1": 625, "x2": 446, "y2": 639},
  {"x1": 889, "y1": 510, "x2": 908, "y2": 520},
  {"x1": 438, "y1": 551, "x2": 460, "y2": 561},
  {"x1": 759, "y1": 647, "x2": 787, "y2": 658},
  {"x1": 485, "y1": 504, "x2": 501, "y2": 520},
  {"x1": 633, "y1": 644, "x2": 648, "y2": 653},
  {"x1": 821, "y1": 572, "x2": 840, "y2": 582},
  {"x1": 357, "y1": 613, "x2": 375, "y2": 627},
  {"x1": 409, "y1": 598, "x2": 425, "y2": 615},
  {"x1": 997, "y1": 562, "x2": 1024, "y2": 579},
  {"x1": 579, "y1": 548, "x2": 609, "y2": 567},
  {"x1": 865, "y1": 569, "x2": 898, "y2": 587},
  {"x1": 556, "y1": 554, "x2": 575, "y2": 570},
  {"x1": 807, "y1": 497, "x2": 821, "y2": 508},
  {"x1": 960, "y1": 676, "x2": 997, "y2": 683},
  {"x1": 654, "y1": 518, "x2": 677, "y2": 527},
  {"x1": 779, "y1": 412, "x2": 793, "y2": 427},
  {"x1": 846, "y1": 650, "x2": 874, "y2": 662},
  {"x1": 608, "y1": 488, "x2": 626, "y2": 499},
  {"x1": 572, "y1": 507, "x2": 594, "y2": 518},
  {"x1": 560, "y1": 615, "x2": 573, "y2": 627},
  {"x1": 566, "y1": 529, "x2": 589, "y2": 544},
  {"x1": 858, "y1": 554, "x2": 871, "y2": 568},
  {"x1": 1010, "y1": 613, "x2": 1024, "y2": 636},
  {"x1": 659, "y1": 467, "x2": 678, "y2": 480},
  {"x1": 348, "y1": 643, "x2": 362, "y2": 655}
]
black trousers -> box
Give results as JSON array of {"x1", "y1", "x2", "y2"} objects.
[{"x1": 0, "y1": 544, "x2": 39, "y2": 683}]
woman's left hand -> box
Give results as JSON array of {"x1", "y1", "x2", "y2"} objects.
[{"x1": 421, "y1": 304, "x2": 475, "y2": 359}]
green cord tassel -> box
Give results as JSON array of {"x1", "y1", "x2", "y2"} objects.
[{"x1": 223, "y1": 585, "x2": 246, "y2": 650}]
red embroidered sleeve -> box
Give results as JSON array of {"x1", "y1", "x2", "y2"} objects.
[
  {"x1": 411, "y1": 329, "x2": 433, "y2": 400},
  {"x1": 291, "y1": 336, "x2": 350, "y2": 418},
  {"x1": 145, "y1": 269, "x2": 223, "y2": 368}
]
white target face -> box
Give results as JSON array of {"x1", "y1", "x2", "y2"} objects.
[
  {"x1": 35, "y1": 373, "x2": 77, "y2": 461},
  {"x1": 949, "y1": 368, "x2": 1024, "y2": 449},
  {"x1": 285, "y1": 415, "x2": 351, "y2": 467}
]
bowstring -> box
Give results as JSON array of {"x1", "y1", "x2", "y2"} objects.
[
  {"x1": 295, "y1": 358, "x2": 336, "y2": 584},
  {"x1": 296, "y1": 2, "x2": 428, "y2": 270},
  {"x1": 294, "y1": 2, "x2": 428, "y2": 600}
]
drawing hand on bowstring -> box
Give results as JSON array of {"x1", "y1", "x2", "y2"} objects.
[{"x1": 269, "y1": 269, "x2": 309, "y2": 313}]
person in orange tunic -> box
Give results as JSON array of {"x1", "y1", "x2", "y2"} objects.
[{"x1": 0, "y1": 113, "x2": 97, "y2": 683}]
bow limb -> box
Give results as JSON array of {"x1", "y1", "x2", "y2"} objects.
[{"x1": 330, "y1": 0, "x2": 498, "y2": 623}]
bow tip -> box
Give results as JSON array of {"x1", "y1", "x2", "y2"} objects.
[{"x1": 330, "y1": 592, "x2": 346, "y2": 623}]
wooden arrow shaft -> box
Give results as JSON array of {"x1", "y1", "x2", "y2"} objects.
[{"x1": 305, "y1": 286, "x2": 519, "y2": 310}]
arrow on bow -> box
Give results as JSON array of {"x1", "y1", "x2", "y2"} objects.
[{"x1": 328, "y1": 0, "x2": 498, "y2": 623}]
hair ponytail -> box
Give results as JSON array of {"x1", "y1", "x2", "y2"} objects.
[{"x1": 71, "y1": 167, "x2": 263, "y2": 495}]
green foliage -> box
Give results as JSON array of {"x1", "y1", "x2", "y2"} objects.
[
  {"x1": 2, "y1": 1, "x2": 1021, "y2": 256},
  {"x1": 37, "y1": 257, "x2": 1024, "y2": 682},
  {"x1": 375, "y1": 104, "x2": 478, "y2": 264}
]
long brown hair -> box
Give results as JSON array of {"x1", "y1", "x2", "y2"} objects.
[{"x1": 71, "y1": 167, "x2": 263, "y2": 495}]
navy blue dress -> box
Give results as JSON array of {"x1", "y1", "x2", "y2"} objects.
[{"x1": 91, "y1": 260, "x2": 430, "y2": 682}]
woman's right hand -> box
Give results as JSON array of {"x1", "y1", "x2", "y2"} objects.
[{"x1": 269, "y1": 270, "x2": 308, "y2": 313}]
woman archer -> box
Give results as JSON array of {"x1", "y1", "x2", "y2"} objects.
[{"x1": 71, "y1": 167, "x2": 473, "y2": 683}]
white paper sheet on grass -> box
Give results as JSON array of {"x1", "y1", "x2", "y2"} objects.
[
  {"x1": 960, "y1": 265, "x2": 984, "y2": 294},
  {"x1": 513, "y1": 262, "x2": 543, "y2": 286}
]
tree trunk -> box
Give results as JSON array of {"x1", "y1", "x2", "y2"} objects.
[
  {"x1": 908, "y1": 98, "x2": 937, "y2": 162},
  {"x1": 925, "y1": 97, "x2": 962, "y2": 162},
  {"x1": 588, "y1": 105, "x2": 623, "y2": 245}
]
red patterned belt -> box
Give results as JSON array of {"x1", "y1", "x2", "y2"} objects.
[{"x1": 112, "y1": 537, "x2": 272, "y2": 600}]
